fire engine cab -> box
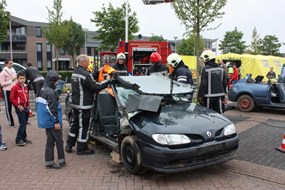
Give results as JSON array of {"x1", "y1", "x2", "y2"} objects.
[{"x1": 117, "y1": 40, "x2": 172, "y2": 75}]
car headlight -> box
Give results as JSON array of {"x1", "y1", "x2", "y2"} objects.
[
  {"x1": 152, "y1": 134, "x2": 191, "y2": 145},
  {"x1": 223, "y1": 123, "x2": 237, "y2": 136}
]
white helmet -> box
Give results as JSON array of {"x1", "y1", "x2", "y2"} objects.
[
  {"x1": 167, "y1": 53, "x2": 182, "y2": 67},
  {"x1": 200, "y1": 50, "x2": 215, "y2": 62},
  {"x1": 117, "y1": 52, "x2": 126, "y2": 60}
]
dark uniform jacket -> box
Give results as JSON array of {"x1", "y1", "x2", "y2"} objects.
[
  {"x1": 146, "y1": 64, "x2": 168, "y2": 75},
  {"x1": 198, "y1": 60, "x2": 227, "y2": 98},
  {"x1": 173, "y1": 62, "x2": 193, "y2": 85},
  {"x1": 112, "y1": 63, "x2": 128, "y2": 76},
  {"x1": 25, "y1": 66, "x2": 43, "y2": 82},
  {"x1": 71, "y1": 65, "x2": 108, "y2": 110}
]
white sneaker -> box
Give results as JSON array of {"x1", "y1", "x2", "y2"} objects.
[{"x1": 0, "y1": 144, "x2": 7, "y2": 151}]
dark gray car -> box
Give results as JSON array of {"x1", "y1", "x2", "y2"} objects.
[{"x1": 65, "y1": 74, "x2": 239, "y2": 175}]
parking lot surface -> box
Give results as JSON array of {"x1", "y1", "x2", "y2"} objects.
[{"x1": 0, "y1": 97, "x2": 285, "y2": 190}]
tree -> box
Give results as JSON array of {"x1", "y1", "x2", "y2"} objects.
[
  {"x1": 259, "y1": 35, "x2": 281, "y2": 56},
  {"x1": 219, "y1": 27, "x2": 246, "y2": 54},
  {"x1": 149, "y1": 35, "x2": 164, "y2": 41},
  {"x1": 62, "y1": 19, "x2": 85, "y2": 65},
  {"x1": 0, "y1": 0, "x2": 10, "y2": 43},
  {"x1": 91, "y1": 3, "x2": 139, "y2": 50},
  {"x1": 171, "y1": 0, "x2": 227, "y2": 61},
  {"x1": 44, "y1": 0, "x2": 71, "y2": 70},
  {"x1": 249, "y1": 27, "x2": 261, "y2": 55},
  {"x1": 177, "y1": 33, "x2": 204, "y2": 55}
]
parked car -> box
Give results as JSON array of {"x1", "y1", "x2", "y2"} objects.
[
  {"x1": 65, "y1": 74, "x2": 239, "y2": 175},
  {"x1": 228, "y1": 74, "x2": 285, "y2": 112},
  {"x1": 0, "y1": 61, "x2": 26, "y2": 73}
]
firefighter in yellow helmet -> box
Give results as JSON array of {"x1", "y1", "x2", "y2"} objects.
[{"x1": 198, "y1": 50, "x2": 227, "y2": 114}]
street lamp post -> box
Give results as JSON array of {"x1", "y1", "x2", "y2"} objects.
[
  {"x1": 125, "y1": 0, "x2": 129, "y2": 73},
  {"x1": 85, "y1": 31, "x2": 87, "y2": 54},
  {"x1": 173, "y1": 36, "x2": 178, "y2": 53},
  {"x1": 9, "y1": 20, "x2": 13, "y2": 60}
]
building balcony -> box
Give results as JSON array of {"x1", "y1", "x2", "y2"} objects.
[{"x1": 2, "y1": 34, "x2": 26, "y2": 43}]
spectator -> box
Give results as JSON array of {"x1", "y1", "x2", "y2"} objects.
[
  {"x1": 166, "y1": 53, "x2": 193, "y2": 85},
  {"x1": 146, "y1": 52, "x2": 168, "y2": 75},
  {"x1": 36, "y1": 70, "x2": 65, "y2": 169},
  {"x1": 56, "y1": 75, "x2": 65, "y2": 96},
  {"x1": 65, "y1": 54, "x2": 111, "y2": 155},
  {"x1": 228, "y1": 63, "x2": 239, "y2": 88},
  {"x1": 266, "y1": 67, "x2": 276, "y2": 79},
  {"x1": 10, "y1": 72, "x2": 32, "y2": 146},
  {"x1": 198, "y1": 50, "x2": 227, "y2": 114},
  {"x1": 0, "y1": 58, "x2": 17, "y2": 127},
  {"x1": 25, "y1": 63, "x2": 44, "y2": 97}
]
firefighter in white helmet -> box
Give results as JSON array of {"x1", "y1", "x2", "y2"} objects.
[
  {"x1": 112, "y1": 52, "x2": 128, "y2": 76},
  {"x1": 166, "y1": 53, "x2": 193, "y2": 85},
  {"x1": 198, "y1": 50, "x2": 227, "y2": 114}
]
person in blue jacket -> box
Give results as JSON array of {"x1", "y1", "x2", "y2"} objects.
[{"x1": 36, "y1": 70, "x2": 65, "y2": 169}]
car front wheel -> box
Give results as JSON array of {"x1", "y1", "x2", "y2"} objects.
[
  {"x1": 121, "y1": 135, "x2": 146, "y2": 175},
  {"x1": 237, "y1": 95, "x2": 255, "y2": 112}
]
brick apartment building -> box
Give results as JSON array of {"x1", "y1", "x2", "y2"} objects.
[{"x1": 0, "y1": 16, "x2": 216, "y2": 71}]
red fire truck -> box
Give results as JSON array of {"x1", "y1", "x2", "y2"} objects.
[{"x1": 117, "y1": 40, "x2": 172, "y2": 75}]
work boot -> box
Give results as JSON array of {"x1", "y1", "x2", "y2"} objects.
[{"x1": 65, "y1": 145, "x2": 72, "y2": 153}]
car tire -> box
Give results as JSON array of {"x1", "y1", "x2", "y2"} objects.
[
  {"x1": 237, "y1": 94, "x2": 255, "y2": 112},
  {"x1": 121, "y1": 135, "x2": 146, "y2": 175}
]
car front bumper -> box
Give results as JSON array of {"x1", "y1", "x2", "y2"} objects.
[{"x1": 139, "y1": 136, "x2": 239, "y2": 173}]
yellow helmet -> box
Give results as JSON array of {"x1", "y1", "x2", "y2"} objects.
[{"x1": 87, "y1": 63, "x2": 94, "y2": 73}]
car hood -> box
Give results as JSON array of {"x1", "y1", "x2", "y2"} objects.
[{"x1": 131, "y1": 103, "x2": 232, "y2": 135}]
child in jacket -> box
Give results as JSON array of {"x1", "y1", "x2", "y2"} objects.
[
  {"x1": 36, "y1": 70, "x2": 65, "y2": 169},
  {"x1": 10, "y1": 72, "x2": 31, "y2": 146}
]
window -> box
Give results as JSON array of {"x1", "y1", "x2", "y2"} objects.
[
  {"x1": 15, "y1": 27, "x2": 25, "y2": 35},
  {"x1": 37, "y1": 43, "x2": 42, "y2": 52},
  {"x1": 60, "y1": 48, "x2": 65, "y2": 55},
  {"x1": 47, "y1": 60, "x2": 52, "y2": 70},
  {"x1": 46, "y1": 44, "x2": 51, "y2": 52},
  {"x1": 37, "y1": 60, "x2": 42, "y2": 70},
  {"x1": 36, "y1": 27, "x2": 42, "y2": 37}
]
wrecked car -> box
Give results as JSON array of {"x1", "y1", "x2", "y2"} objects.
[{"x1": 65, "y1": 74, "x2": 239, "y2": 175}]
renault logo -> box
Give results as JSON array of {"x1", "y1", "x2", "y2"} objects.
[{"x1": 207, "y1": 131, "x2": 211, "y2": 137}]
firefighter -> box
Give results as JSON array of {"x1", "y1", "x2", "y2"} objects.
[
  {"x1": 146, "y1": 52, "x2": 168, "y2": 75},
  {"x1": 112, "y1": 52, "x2": 128, "y2": 76},
  {"x1": 65, "y1": 54, "x2": 111, "y2": 155},
  {"x1": 198, "y1": 50, "x2": 227, "y2": 114},
  {"x1": 166, "y1": 53, "x2": 193, "y2": 85}
]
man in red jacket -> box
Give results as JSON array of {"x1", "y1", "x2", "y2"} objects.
[{"x1": 10, "y1": 72, "x2": 32, "y2": 146}]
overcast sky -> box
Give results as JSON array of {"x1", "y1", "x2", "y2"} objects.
[{"x1": 6, "y1": 0, "x2": 285, "y2": 51}]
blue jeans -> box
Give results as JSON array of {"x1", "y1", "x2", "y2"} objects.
[
  {"x1": 15, "y1": 107, "x2": 29, "y2": 143},
  {"x1": 0, "y1": 125, "x2": 3, "y2": 145}
]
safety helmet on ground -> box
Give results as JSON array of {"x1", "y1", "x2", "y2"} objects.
[
  {"x1": 200, "y1": 50, "x2": 216, "y2": 63},
  {"x1": 150, "y1": 52, "x2": 162, "y2": 63},
  {"x1": 167, "y1": 53, "x2": 182, "y2": 68},
  {"x1": 116, "y1": 52, "x2": 126, "y2": 60}
]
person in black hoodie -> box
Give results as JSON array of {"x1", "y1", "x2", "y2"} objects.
[
  {"x1": 112, "y1": 53, "x2": 128, "y2": 76},
  {"x1": 166, "y1": 53, "x2": 193, "y2": 85},
  {"x1": 146, "y1": 52, "x2": 168, "y2": 75},
  {"x1": 198, "y1": 50, "x2": 227, "y2": 114},
  {"x1": 37, "y1": 70, "x2": 65, "y2": 169}
]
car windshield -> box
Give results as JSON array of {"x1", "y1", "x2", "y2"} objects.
[{"x1": 115, "y1": 74, "x2": 193, "y2": 106}]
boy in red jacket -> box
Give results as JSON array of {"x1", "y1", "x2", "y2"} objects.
[{"x1": 10, "y1": 72, "x2": 32, "y2": 146}]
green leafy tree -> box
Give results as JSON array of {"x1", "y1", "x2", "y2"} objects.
[
  {"x1": 149, "y1": 35, "x2": 164, "y2": 41},
  {"x1": 177, "y1": 34, "x2": 204, "y2": 55},
  {"x1": 91, "y1": 2, "x2": 139, "y2": 50},
  {"x1": 172, "y1": 0, "x2": 227, "y2": 60},
  {"x1": 0, "y1": 0, "x2": 10, "y2": 43},
  {"x1": 62, "y1": 19, "x2": 85, "y2": 64},
  {"x1": 219, "y1": 27, "x2": 246, "y2": 54},
  {"x1": 249, "y1": 27, "x2": 261, "y2": 55},
  {"x1": 45, "y1": 0, "x2": 71, "y2": 70},
  {"x1": 259, "y1": 35, "x2": 281, "y2": 56}
]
